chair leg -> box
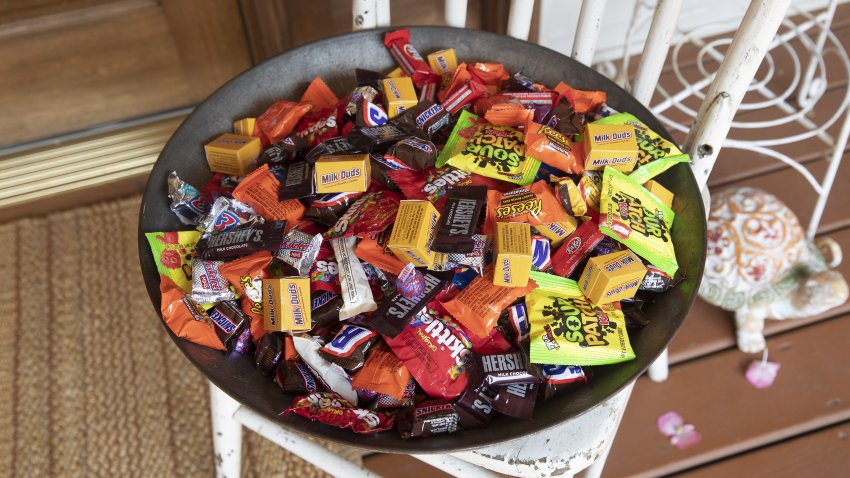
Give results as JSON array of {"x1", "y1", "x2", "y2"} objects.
[
  {"x1": 210, "y1": 382, "x2": 243, "y2": 478},
  {"x1": 647, "y1": 348, "x2": 669, "y2": 383}
]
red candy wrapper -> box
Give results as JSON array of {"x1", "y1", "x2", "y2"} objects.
[
  {"x1": 309, "y1": 240, "x2": 341, "y2": 295},
  {"x1": 385, "y1": 309, "x2": 472, "y2": 400},
  {"x1": 551, "y1": 220, "x2": 605, "y2": 277},
  {"x1": 283, "y1": 392, "x2": 395, "y2": 434},
  {"x1": 388, "y1": 166, "x2": 513, "y2": 212},
  {"x1": 383, "y1": 29, "x2": 437, "y2": 88},
  {"x1": 325, "y1": 187, "x2": 403, "y2": 239}
]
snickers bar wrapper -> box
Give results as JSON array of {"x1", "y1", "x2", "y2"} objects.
[{"x1": 262, "y1": 277, "x2": 312, "y2": 332}]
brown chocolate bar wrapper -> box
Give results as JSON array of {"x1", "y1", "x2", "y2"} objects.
[
  {"x1": 398, "y1": 400, "x2": 460, "y2": 439},
  {"x1": 492, "y1": 382, "x2": 539, "y2": 419},
  {"x1": 367, "y1": 270, "x2": 454, "y2": 338},
  {"x1": 432, "y1": 186, "x2": 487, "y2": 254},
  {"x1": 195, "y1": 220, "x2": 287, "y2": 261}
]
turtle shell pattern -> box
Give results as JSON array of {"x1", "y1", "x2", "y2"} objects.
[{"x1": 699, "y1": 187, "x2": 815, "y2": 311}]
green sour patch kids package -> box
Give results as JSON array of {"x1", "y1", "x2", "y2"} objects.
[
  {"x1": 598, "y1": 167, "x2": 678, "y2": 277},
  {"x1": 527, "y1": 291, "x2": 635, "y2": 366},
  {"x1": 437, "y1": 110, "x2": 540, "y2": 185},
  {"x1": 146, "y1": 231, "x2": 201, "y2": 293},
  {"x1": 592, "y1": 112, "x2": 689, "y2": 184}
]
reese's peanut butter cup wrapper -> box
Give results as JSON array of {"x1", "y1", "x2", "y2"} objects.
[
  {"x1": 442, "y1": 265, "x2": 537, "y2": 339},
  {"x1": 438, "y1": 110, "x2": 540, "y2": 186},
  {"x1": 384, "y1": 309, "x2": 471, "y2": 400},
  {"x1": 159, "y1": 275, "x2": 225, "y2": 351},
  {"x1": 256, "y1": 100, "x2": 313, "y2": 144},
  {"x1": 318, "y1": 324, "x2": 379, "y2": 371},
  {"x1": 527, "y1": 291, "x2": 635, "y2": 366},
  {"x1": 219, "y1": 251, "x2": 273, "y2": 341},
  {"x1": 598, "y1": 167, "x2": 678, "y2": 276},
  {"x1": 553, "y1": 176, "x2": 588, "y2": 217},
  {"x1": 146, "y1": 231, "x2": 200, "y2": 293},
  {"x1": 232, "y1": 164, "x2": 306, "y2": 224},
  {"x1": 525, "y1": 120, "x2": 584, "y2": 174},
  {"x1": 593, "y1": 112, "x2": 690, "y2": 184},
  {"x1": 351, "y1": 344, "x2": 412, "y2": 400},
  {"x1": 485, "y1": 180, "x2": 569, "y2": 233}
]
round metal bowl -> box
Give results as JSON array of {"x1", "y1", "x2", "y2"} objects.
[{"x1": 138, "y1": 26, "x2": 706, "y2": 453}]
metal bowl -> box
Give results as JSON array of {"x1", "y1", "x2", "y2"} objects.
[{"x1": 138, "y1": 26, "x2": 706, "y2": 453}]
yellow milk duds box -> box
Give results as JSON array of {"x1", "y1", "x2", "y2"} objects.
[
  {"x1": 204, "y1": 133, "x2": 262, "y2": 176},
  {"x1": 532, "y1": 218, "x2": 578, "y2": 247},
  {"x1": 382, "y1": 77, "x2": 418, "y2": 119},
  {"x1": 582, "y1": 123, "x2": 639, "y2": 172},
  {"x1": 233, "y1": 117, "x2": 256, "y2": 136},
  {"x1": 643, "y1": 180, "x2": 674, "y2": 208},
  {"x1": 493, "y1": 222, "x2": 532, "y2": 287},
  {"x1": 387, "y1": 200, "x2": 440, "y2": 268},
  {"x1": 579, "y1": 250, "x2": 647, "y2": 305},
  {"x1": 314, "y1": 154, "x2": 371, "y2": 193},
  {"x1": 262, "y1": 277, "x2": 312, "y2": 332},
  {"x1": 387, "y1": 67, "x2": 404, "y2": 78},
  {"x1": 427, "y1": 49, "x2": 458, "y2": 77}
]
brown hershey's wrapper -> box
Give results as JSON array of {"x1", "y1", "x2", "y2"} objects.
[
  {"x1": 431, "y1": 186, "x2": 487, "y2": 254},
  {"x1": 195, "y1": 220, "x2": 287, "y2": 261},
  {"x1": 492, "y1": 382, "x2": 539, "y2": 419},
  {"x1": 366, "y1": 270, "x2": 453, "y2": 338}
]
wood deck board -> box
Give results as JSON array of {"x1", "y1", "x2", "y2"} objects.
[
  {"x1": 677, "y1": 421, "x2": 850, "y2": 478},
  {"x1": 604, "y1": 313, "x2": 850, "y2": 478},
  {"x1": 669, "y1": 225, "x2": 850, "y2": 365}
]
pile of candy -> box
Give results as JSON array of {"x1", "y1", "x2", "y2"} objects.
[{"x1": 146, "y1": 29, "x2": 688, "y2": 437}]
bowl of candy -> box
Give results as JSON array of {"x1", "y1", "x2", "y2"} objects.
[{"x1": 138, "y1": 27, "x2": 705, "y2": 452}]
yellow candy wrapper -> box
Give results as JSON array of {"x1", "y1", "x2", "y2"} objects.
[
  {"x1": 437, "y1": 110, "x2": 540, "y2": 185},
  {"x1": 145, "y1": 231, "x2": 201, "y2": 293},
  {"x1": 592, "y1": 112, "x2": 690, "y2": 184},
  {"x1": 527, "y1": 289, "x2": 635, "y2": 366},
  {"x1": 598, "y1": 167, "x2": 678, "y2": 276}
]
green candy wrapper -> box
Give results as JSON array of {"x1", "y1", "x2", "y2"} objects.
[
  {"x1": 437, "y1": 110, "x2": 540, "y2": 185},
  {"x1": 529, "y1": 271, "x2": 583, "y2": 297},
  {"x1": 598, "y1": 167, "x2": 678, "y2": 276},
  {"x1": 527, "y1": 291, "x2": 635, "y2": 366},
  {"x1": 593, "y1": 112, "x2": 689, "y2": 184},
  {"x1": 145, "y1": 231, "x2": 201, "y2": 293}
]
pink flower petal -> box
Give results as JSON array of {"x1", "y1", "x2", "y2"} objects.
[
  {"x1": 671, "y1": 429, "x2": 702, "y2": 449},
  {"x1": 657, "y1": 411, "x2": 684, "y2": 437},
  {"x1": 746, "y1": 360, "x2": 781, "y2": 389}
]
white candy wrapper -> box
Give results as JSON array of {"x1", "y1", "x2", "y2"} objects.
[
  {"x1": 331, "y1": 237, "x2": 377, "y2": 320},
  {"x1": 292, "y1": 335, "x2": 358, "y2": 405}
]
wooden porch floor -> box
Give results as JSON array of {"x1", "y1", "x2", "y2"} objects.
[{"x1": 366, "y1": 4, "x2": 850, "y2": 477}]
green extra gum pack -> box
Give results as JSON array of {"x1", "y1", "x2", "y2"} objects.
[
  {"x1": 598, "y1": 167, "x2": 678, "y2": 277},
  {"x1": 593, "y1": 112, "x2": 690, "y2": 184},
  {"x1": 436, "y1": 110, "x2": 540, "y2": 185}
]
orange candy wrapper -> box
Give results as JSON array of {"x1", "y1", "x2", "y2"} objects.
[
  {"x1": 553, "y1": 82, "x2": 606, "y2": 115},
  {"x1": 471, "y1": 63, "x2": 510, "y2": 86},
  {"x1": 351, "y1": 344, "x2": 412, "y2": 399},
  {"x1": 485, "y1": 180, "x2": 570, "y2": 233},
  {"x1": 438, "y1": 62, "x2": 473, "y2": 103},
  {"x1": 256, "y1": 100, "x2": 313, "y2": 144},
  {"x1": 475, "y1": 94, "x2": 533, "y2": 127},
  {"x1": 355, "y1": 230, "x2": 406, "y2": 276},
  {"x1": 219, "y1": 251, "x2": 274, "y2": 342},
  {"x1": 442, "y1": 266, "x2": 537, "y2": 339},
  {"x1": 232, "y1": 164, "x2": 305, "y2": 225},
  {"x1": 300, "y1": 77, "x2": 339, "y2": 111},
  {"x1": 525, "y1": 120, "x2": 585, "y2": 174},
  {"x1": 159, "y1": 275, "x2": 226, "y2": 351}
]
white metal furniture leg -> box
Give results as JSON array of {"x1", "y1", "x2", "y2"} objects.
[
  {"x1": 210, "y1": 383, "x2": 243, "y2": 478},
  {"x1": 647, "y1": 348, "x2": 670, "y2": 383}
]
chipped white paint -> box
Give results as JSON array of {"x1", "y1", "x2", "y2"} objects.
[
  {"x1": 353, "y1": 0, "x2": 391, "y2": 30},
  {"x1": 210, "y1": 383, "x2": 243, "y2": 478}
]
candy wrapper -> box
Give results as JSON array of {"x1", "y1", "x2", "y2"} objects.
[
  {"x1": 232, "y1": 164, "x2": 306, "y2": 224},
  {"x1": 541, "y1": 364, "x2": 587, "y2": 400},
  {"x1": 255, "y1": 332, "x2": 285, "y2": 375},
  {"x1": 438, "y1": 110, "x2": 540, "y2": 186},
  {"x1": 492, "y1": 382, "x2": 539, "y2": 419},
  {"x1": 219, "y1": 251, "x2": 274, "y2": 341},
  {"x1": 146, "y1": 231, "x2": 200, "y2": 293},
  {"x1": 276, "y1": 227, "x2": 323, "y2": 277},
  {"x1": 386, "y1": 136, "x2": 437, "y2": 170},
  {"x1": 195, "y1": 220, "x2": 286, "y2": 261},
  {"x1": 372, "y1": 380, "x2": 417, "y2": 409},
  {"x1": 259, "y1": 135, "x2": 308, "y2": 166},
  {"x1": 525, "y1": 121, "x2": 584, "y2": 174},
  {"x1": 527, "y1": 291, "x2": 635, "y2": 365},
  {"x1": 355, "y1": 229, "x2": 406, "y2": 276},
  {"x1": 396, "y1": 263, "x2": 426, "y2": 300},
  {"x1": 283, "y1": 392, "x2": 394, "y2": 434},
  {"x1": 398, "y1": 400, "x2": 460, "y2": 439},
  {"x1": 432, "y1": 186, "x2": 487, "y2": 254},
  {"x1": 205, "y1": 301, "x2": 252, "y2": 352},
  {"x1": 486, "y1": 180, "x2": 570, "y2": 234},
  {"x1": 304, "y1": 192, "x2": 362, "y2": 227},
  {"x1": 394, "y1": 102, "x2": 451, "y2": 140},
  {"x1": 387, "y1": 166, "x2": 511, "y2": 212},
  {"x1": 351, "y1": 344, "x2": 412, "y2": 400},
  {"x1": 598, "y1": 167, "x2": 678, "y2": 276},
  {"x1": 550, "y1": 220, "x2": 605, "y2": 278},
  {"x1": 167, "y1": 172, "x2": 209, "y2": 225},
  {"x1": 256, "y1": 100, "x2": 313, "y2": 144},
  {"x1": 442, "y1": 265, "x2": 537, "y2": 339},
  {"x1": 292, "y1": 335, "x2": 359, "y2": 404},
  {"x1": 275, "y1": 360, "x2": 320, "y2": 394},
  {"x1": 319, "y1": 324, "x2": 379, "y2": 371},
  {"x1": 384, "y1": 309, "x2": 471, "y2": 400},
  {"x1": 368, "y1": 270, "x2": 454, "y2": 338},
  {"x1": 198, "y1": 197, "x2": 259, "y2": 234},
  {"x1": 593, "y1": 113, "x2": 690, "y2": 184},
  {"x1": 191, "y1": 259, "x2": 238, "y2": 303},
  {"x1": 453, "y1": 384, "x2": 496, "y2": 429},
  {"x1": 331, "y1": 237, "x2": 378, "y2": 320},
  {"x1": 497, "y1": 302, "x2": 530, "y2": 345},
  {"x1": 159, "y1": 275, "x2": 226, "y2": 351},
  {"x1": 553, "y1": 176, "x2": 588, "y2": 217},
  {"x1": 325, "y1": 188, "x2": 403, "y2": 239}
]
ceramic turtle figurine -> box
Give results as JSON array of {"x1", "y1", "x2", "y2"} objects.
[{"x1": 699, "y1": 187, "x2": 848, "y2": 353}]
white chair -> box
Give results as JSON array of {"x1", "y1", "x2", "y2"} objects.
[{"x1": 210, "y1": 0, "x2": 794, "y2": 476}]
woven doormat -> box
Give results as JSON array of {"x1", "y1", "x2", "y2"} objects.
[{"x1": 0, "y1": 195, "x2": 364, "y2": 477}]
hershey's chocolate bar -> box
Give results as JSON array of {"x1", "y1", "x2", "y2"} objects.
[
  {"x1": 277, "y1": 159, "x2": 313, "y2": 200},
  {"x1": 432, "y1": 186, "x2": 487, "y2": 254},
  {"x1": 367, "y1": 270, "x2": 453, "y2": 338},
  {"x1": 195, "y1": 220, "x2": 287, "y2": 260}
]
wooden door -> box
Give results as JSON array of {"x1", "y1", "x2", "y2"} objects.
[{"x1": 0, "y1": 0, "x2": 252, "y2": 149}]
